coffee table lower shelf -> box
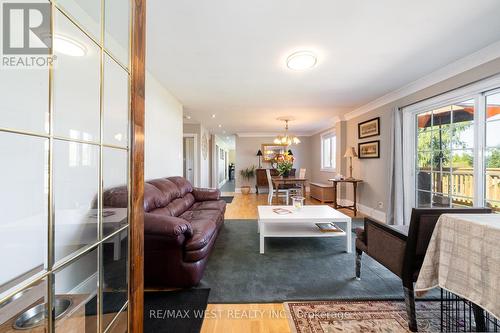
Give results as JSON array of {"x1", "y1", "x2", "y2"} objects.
[{"x1": 258, "y1": 223, "x2": 348, "y2": 254}]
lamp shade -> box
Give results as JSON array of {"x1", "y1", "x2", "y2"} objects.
[
  {"x1": 256, "y1": 150, "x2": 263, "y2": 156},
  {"x1": 344, "y1": 147, "x2": 358, "y2": 158}
]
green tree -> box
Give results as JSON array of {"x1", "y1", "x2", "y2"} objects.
[
  {"x1": 417, "y1": 122, "x2": 472, "y2": 169},
  {"x1": 487, "y1": 149, "x2": 500, "y2": 168}
]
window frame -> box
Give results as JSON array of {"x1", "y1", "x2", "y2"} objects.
[
  {"x1": 402, "y1": 74, "x2": 500, "y2": 217},
  {"x1": 320, "y1": 131, "x2": 336, "y2": 172}
]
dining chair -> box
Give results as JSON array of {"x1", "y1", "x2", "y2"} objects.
[
  {"x1": 266, "y1": 169, "x2": 289, "y2": 205},
  {"x1": 289, "y1": 168, "x2": 306, "y2": 197}
]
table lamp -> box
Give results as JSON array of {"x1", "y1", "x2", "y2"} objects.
[
  {"x1": 256, "y1": 150, "x2": 263, "y2": 168},
  {"x1": 344, "y1": 147, "x2": 357, "y2": 180}
]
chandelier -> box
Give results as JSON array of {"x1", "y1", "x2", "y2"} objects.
[{"x1": 274, "y1": 119, "x2": 301, "y2": 145}]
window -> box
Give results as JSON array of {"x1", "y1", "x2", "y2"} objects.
[
  {"x1": 404, "y1": 75, "x2": 500, "y2": 213},
  {"x1": 321, "y1": 132, "x2": 336, "y2": 171}
]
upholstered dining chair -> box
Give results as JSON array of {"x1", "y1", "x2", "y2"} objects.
[
  {"x1": 354, "y1": 207, "x2": 491, "y2": 332},
  {"x1": 266, "y1": 169, "x2": 289, "y2": 205}
]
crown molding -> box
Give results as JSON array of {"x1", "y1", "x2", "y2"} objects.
[{"x1": 344, "y1": 40, "x2": 500, "y2": 121}]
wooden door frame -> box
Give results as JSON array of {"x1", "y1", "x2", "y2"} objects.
[{"x1": 130, "y1": 0, "x2": 146, "y2": 332}]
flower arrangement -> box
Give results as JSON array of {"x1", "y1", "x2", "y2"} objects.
[{"x1": 275, "y1": 151, "x2": 294, "y2": 176}]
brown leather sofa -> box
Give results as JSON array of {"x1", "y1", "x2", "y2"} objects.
[
  {"x1": 104, "y1": 176, "x2": 226, "y2": 288},
  {"x1": 355, "y1": 208, "x2": 491, "y2": 332}
]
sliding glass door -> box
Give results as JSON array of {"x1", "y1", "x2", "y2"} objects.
[
  {"x1": 485, "y1": 91, "x2": 500, "y2": 212},
  {"x1": 0, "y1": 0, "x2": 132, "y2": 332},
  {"x1": 408, "y1": 78, "x2": 500, "y2": 213}
]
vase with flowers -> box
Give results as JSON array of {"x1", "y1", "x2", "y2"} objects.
[{"x1": 275, "y1": 151, "x2": 294, "y2": 177}]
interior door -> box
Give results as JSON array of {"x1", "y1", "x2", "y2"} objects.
[
  {"x1": 0, "y1": 0, "x2": 137, "y2": 331},
  {"x1": 183, "y1": 137, "x2": 195, "y2": 184}
]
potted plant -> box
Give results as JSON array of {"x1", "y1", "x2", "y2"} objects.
[
  {"x1": 239, "y1": 166, "x2": 255, "y2": 194},
  {"x1": 276, "y1": 151, "x2": 294, "y2": 176}
]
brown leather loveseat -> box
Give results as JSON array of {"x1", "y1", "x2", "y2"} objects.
[{"x1": 104, "y1": 176, "x2": 226, "y2": 288}]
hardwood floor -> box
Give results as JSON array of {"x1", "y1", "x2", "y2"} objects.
[
  {"x1": 201, "y1": 303, "x2": 290, "y2": 333},
  {"x1": 224, "y1": 192, "x2": 362, "y2": 220},
  {"x1": 198, "y1": 192, "x2": 362, "y2": 333}
]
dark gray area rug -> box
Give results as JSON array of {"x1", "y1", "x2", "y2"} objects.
[
  {"x1": 199, "y1": 219, "x2": 439, "y2": 303},
  {"x1": 144, "y1": 289, "x2": 210, "y2": 333}
]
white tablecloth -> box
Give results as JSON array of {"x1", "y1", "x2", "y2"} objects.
[{"x1": 415, "y1": 213, "x2": 500, "y2": 320}]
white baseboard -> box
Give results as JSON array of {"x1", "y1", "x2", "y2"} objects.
[{"x1": 339, "y1": 199, "x2": 386, "y2": 223}]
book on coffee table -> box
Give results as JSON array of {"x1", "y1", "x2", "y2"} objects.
[
  {"x1": 272, "y1": 208, "x2": 293, "y2": 215},
  {"x1": 316, "y1": 222, "x2": 344, "y2": 232}
]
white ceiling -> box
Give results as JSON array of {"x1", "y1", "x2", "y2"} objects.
[{"x1": 147, "y1": 0, "x2": 500, "y2": 136}]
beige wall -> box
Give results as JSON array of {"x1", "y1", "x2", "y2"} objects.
[
  {"x1": 344, "y1": 57, "x2": 500, "y2": 221},
  {"x1": 235, "y1": 136, "x2": 312, "y2": 190}
]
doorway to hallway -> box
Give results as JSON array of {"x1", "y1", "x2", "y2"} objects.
[{"x1": 183, "y1": 136, "x2": 196, "y2": 184}]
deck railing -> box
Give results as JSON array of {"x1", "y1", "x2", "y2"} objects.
[{"x1": 421, "y1": 168, "x2": 500, "y2": 211}]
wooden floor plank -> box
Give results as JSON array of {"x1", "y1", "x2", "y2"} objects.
[{"x1": 224, "y1": 192, "x2": 362, "y2": 220}]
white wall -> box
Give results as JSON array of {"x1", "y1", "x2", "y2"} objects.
[{"x1": 145, "y1": 72, "x2": 183, "y2": 179}]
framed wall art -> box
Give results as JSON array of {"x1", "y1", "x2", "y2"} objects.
[
  {"x1": 358, "y1": 140, "x2": 380, "y2": 159},
  {"x1": 358, "y1": 117, "x2": 380, "y2": 139}
]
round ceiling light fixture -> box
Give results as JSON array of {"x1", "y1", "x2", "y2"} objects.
[
  {"x1": 54, "y1": 35, "x2": 86, "y2": 57},
  {"x1": 286, "y1": 51, "x2": 317, "y2": 71}
]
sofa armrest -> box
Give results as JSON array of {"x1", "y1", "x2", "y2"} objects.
[
  {"x1": 192, "y1": 187, "x2": 220, "y2": 201},
  {"x1": 144, "y1": 213, "x2": 193, "y2": 239}
]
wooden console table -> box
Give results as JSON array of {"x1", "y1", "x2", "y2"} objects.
[{"x1": 328, "y1": 179, "x2": 363, "y2": 216}]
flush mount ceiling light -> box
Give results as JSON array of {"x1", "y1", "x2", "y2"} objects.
[
  {"x1": 286, "y1": 51, "x2": 317, "y2": 71},
  {"x1": 54, "y1": 35, "x2": 86, "y2": 57}
]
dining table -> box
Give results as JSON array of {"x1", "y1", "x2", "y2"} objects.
[
  {"x1": 415, "y1": 213, "x2": 500, "y2": 328},
  {"x1": 271, "y1": 176, "x2": 307, "y2": 203}
]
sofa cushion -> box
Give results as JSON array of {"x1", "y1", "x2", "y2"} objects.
[
  {"x1": 167, "y1": 176, "x2": 193, "y2": 196},
  {"x1": 103, "y1": 185, "x2": 128, "y2": 208},
  {"x1": 191, "y1": 200, "x2": 226, "y2": 212},
  {"x1": 184, "y1": 218, "x2": 217, "y2": 252},
  {"x1": 184, "y1": 229, "x2": 218, "y2": 262},
  {"x1": 180, "y1": 209, "x2": 220, "y2": 223},
  {"x1": 144, "y1": 183, "x2": 166, "y2": 212},
  {"x1": 147, "y1": 178, "x2": 180, "y2": 205},
  {"x1": 167, "y1": 193, "x2": 195, "y2": 217}
]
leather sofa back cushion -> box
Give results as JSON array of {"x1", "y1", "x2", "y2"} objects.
[
  {"x1": 167, "y1": 176, "x2": 193, "y2": 196},
  {"x1": 147, "y1": 178, "x2": 181, "y2": 205},
  {"x1": 167, "y1": 193, "x2": 195, "y2": 217},
  {"x1": 103, "y1": 185, "x2": 128, "y2": 208},
  {"x1": 144, "y1": 183, "x2": 166, "y2": 212}
]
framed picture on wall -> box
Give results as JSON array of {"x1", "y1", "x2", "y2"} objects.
[
  {"x1": 261, "y1": 143, "x2": 287, "y2": 162},
  {"x1": 358, "y1": 117, "x2": 380, "y2": 139},
  {"x1": 358, "y1": 140, "x2": 380, "y2": 159}
]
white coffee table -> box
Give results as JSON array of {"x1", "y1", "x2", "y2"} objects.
[{"x1": 257, "y1": 205, "x2": 352, "y2": 254}]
